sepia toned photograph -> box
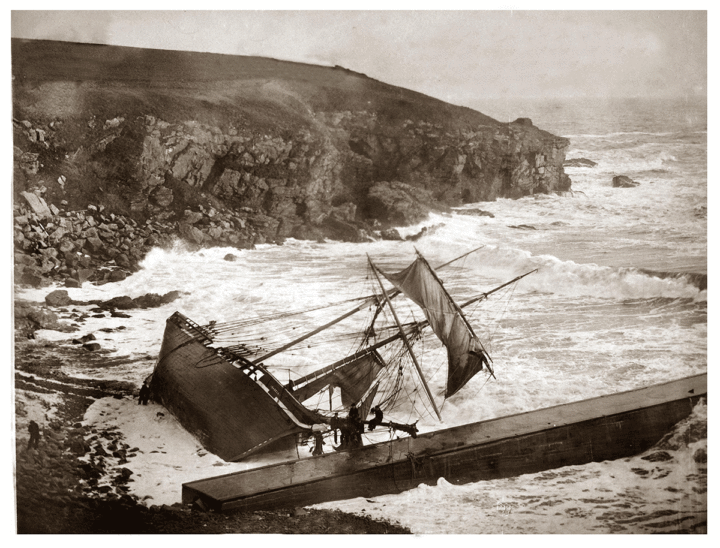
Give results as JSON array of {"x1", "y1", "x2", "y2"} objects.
[{"x1": 11, "y1": 9, "x2": 707, "y2": 534}]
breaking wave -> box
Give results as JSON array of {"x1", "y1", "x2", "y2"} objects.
[{"x1": 639, "y1": 269, "x2": 707, "y2": 291}]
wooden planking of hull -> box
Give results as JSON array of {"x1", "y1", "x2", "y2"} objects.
[
  {"x1": 149, "y1": 312, "x2": 320, "y2": 461},
  {"x1": 182, "y1": 373, "x2": 706, "y2": 512}
]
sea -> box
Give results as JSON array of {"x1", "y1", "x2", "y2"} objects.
[{"x1": 16, "y1": 96, "x2": 707, "y2": 534}]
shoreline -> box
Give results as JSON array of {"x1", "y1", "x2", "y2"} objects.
[{"x1": 13, "y1": 314, "x2": 411, "y2": 534}]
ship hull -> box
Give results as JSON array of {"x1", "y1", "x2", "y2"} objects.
[
  {"x1": 182, "y1": 373, "x2": 706, "y2": 512},
  {"x1": 150, "y1": 312, "x2": 319, "y2": 461}
]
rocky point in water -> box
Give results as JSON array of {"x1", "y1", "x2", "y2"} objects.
[
  {"x1": 612, "y1": 175, "x2": 641, "y2": 188},
  {"x1": 564, "y1": 157, "x2": 598, "y2": 168}
]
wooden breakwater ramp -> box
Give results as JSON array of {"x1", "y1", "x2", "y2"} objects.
[{"x1": 182, "y1": 373, "x2": 706, "y2": 512}]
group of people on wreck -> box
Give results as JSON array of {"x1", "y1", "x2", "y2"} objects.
[{"x1": 312, "y1": 403, "x2": 384, "y2": 455}]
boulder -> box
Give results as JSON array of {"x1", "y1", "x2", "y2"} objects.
[
  {"x1": 72, "y1": 333, "x2": 96, "y2": 344},
  {"x1": 115, "y1": 253, "x2": 131, "y2": 269},
  {"x1": 364, "y1": 181, "x2": 433, "y2": 227},
  {"x1": 406, "y1": 224, "x2": 445, "y2": 241},
  {"x1": 45, "y1": 290, "x2": 72, "y2": 307},
  {"x1": 21, "y1": 191, "x2": 52, "y2": 218},
  {"x1": 108, "y1": 270, "x2": 128, "y2": 282},
  {"x1": 177, "y1": 222, "x2": 205, "y2": 245},
  {"x1": 455, "y1": 209, "x2": 495, "y2": 218},
  {"x1": 321, "y1": 217, "x2": 371, "y2": 243},
  {"x1": 564, "y1": 157, "x2": 598, "y2": 168},
  {"x1": 85, "y1": 236, "x2": 105, "y2": 253},
  {"x1": 612, "y1": 175, "x2": 640, "y2": 188},
  {"x1": 133, "y1": 294, "x2": 165, "y2": 308},
  {"x1": 380, "y1": 228, "x2": 403, "y2": 241},
  {"x1": 16, "y1": 303, "x2": 71, "y2": 332},
  {"x1": 20, "y1": 270, "x2": 45, "y2": 287},
  {"x1": 160, "y1": 290, "x2": 181, "y2": 305},
  {"x1": 183, "y1": 210, "x2": 204, "y2": 224},
  {"x1": 291, "y1": 223, "x2": 326, "y2": 242},
  {"x1": 101, "y1": 296, "x2": 135, "y2": 310},
  {"x1": 57, "y1": 239, "x2": 75, "y2": 254},
  {"x1": 223, "y1": 253, "x2": 238, "y2": 262},
  {"x1": 77, "y1": 269, "x2": 95, "y2": 283}
]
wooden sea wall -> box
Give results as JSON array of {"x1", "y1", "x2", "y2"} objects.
[{"x1": 182, "y1": 373, "x2": 706, "y2": 512}]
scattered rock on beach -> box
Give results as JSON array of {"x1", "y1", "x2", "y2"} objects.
[
  {"x1": 45, "y1": 289, "x2": 73, "y2": 307},
  {"x1": 72, "y1": 333, "x2": 96, "y2": 344}
]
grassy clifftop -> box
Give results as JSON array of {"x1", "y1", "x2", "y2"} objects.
[{"x1": 12, "y1": 38, "x2": 502, "y2": 132}]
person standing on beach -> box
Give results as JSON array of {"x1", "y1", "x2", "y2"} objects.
[
  {"x1": 27, "y1": 420, "x2": 40, "y2": 450},
  {"x1": 138, "y1": 381, "x2": 150, "y2": 405}
]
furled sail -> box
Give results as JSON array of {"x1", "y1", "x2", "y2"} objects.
[
  {"x1": 378, "y1": 256, "x2": 490, "y2": 397},
  {"x1": 289, "y1": 351, "x2": 385, "y2": 407}
]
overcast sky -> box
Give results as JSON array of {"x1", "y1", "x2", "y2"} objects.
[{"x1": 11, "y1": 10, "x2": 707, "y2": 105}]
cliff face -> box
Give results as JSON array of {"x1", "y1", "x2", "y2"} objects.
[{"x1": 12, "y1": 39, "x2": 571, "y2": 247}]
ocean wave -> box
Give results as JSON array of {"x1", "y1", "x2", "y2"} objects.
[
  {"x1": 565, "y1": 148, "x2": 679, "y2": 175},
  {"x1": 563, "y1": 131, "x2": 677, "y2": 139},
  {"x1": 654, "y1": 398, "x2": 707, "y2": 452},
  {"x1": 639, "y1": 269, "x2": 707, "y2": 291},
  {"x1": 435, "y1": 245, "x2": 706, "y2": 300}
]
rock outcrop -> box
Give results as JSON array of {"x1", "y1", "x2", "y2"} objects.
[
  {"x1": 12, "y1": 38, "x2": 573, "y2": 283},
  {"x1": 564, "y1": 158, "x2": 598, "y2": 168},
  {"x1": 612, "y1": 175, "x2": 640, "y2": 188}
]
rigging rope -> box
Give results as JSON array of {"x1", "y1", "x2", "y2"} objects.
[{"x1": 203, "y1": 295, "x2": 374, "y2": 333}]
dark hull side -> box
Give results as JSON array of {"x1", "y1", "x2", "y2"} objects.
[
  {"x1": 182, "y1": 373, "x2": 706, "y2": 512},
  {"x1": 149, "y1": 312, "x2": 319, "y2": 461}
]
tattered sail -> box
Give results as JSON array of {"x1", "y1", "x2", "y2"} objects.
[
  {"x1": 289, "y1": 351, "x2": 385, "y2": 408},
  {"x1": 357, "y1": 382, "x2": 380, "y2": 421},
  {"x1": 378, "y1": 256, "x2": 490, "y2": 397}
]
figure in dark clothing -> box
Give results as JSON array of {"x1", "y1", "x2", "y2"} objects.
[
  {"x1": 311, "y1": 431, "x2": 325, "y2": 456},
  {"x1": 27, "y1": 420, "x2": 40, "y2": 450},
  {"x1": 368, "y1": 406, "x2": 384, "y2": 431},
  {"x1": 330, "y1": 412, "x2": 341, "y2": 444},
  {"x1": 138, "y1": 381, "x2": 150, "y2": 405},
  {"x1": 348, "y1": 403, "x2": 360, "y2": 423},
  {"x1": 347, "y1": 403, "x2": 364, "y2": 449}
]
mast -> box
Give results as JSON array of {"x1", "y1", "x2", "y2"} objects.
[
  {"x1": 460, "y1": 269, "x2": 538, "y2": 308},
  {"x1": 251, "y1": 245, "x2": 485, "y2": 364},
  {"x1": 368, "y1": 255, "x2": 442, "y2": 421},
  {"x1": 251, "y1": 295, "x2": 378, "y2": 363},
  {"x1": 286, "y1": 268, "x2": 537, "y2": 391}
]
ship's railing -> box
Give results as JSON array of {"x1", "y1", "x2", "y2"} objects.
[{"x1": 171, "y1": 312, "x2": 215, "y2": 342}]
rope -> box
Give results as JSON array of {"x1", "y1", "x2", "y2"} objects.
[{"x1": 204, "y1": 295, "x2": 373, "y2": 332}]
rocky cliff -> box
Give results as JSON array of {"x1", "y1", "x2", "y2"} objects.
[{"x1": 13, "y1": 39, "x2": 571, "y2": 286}]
